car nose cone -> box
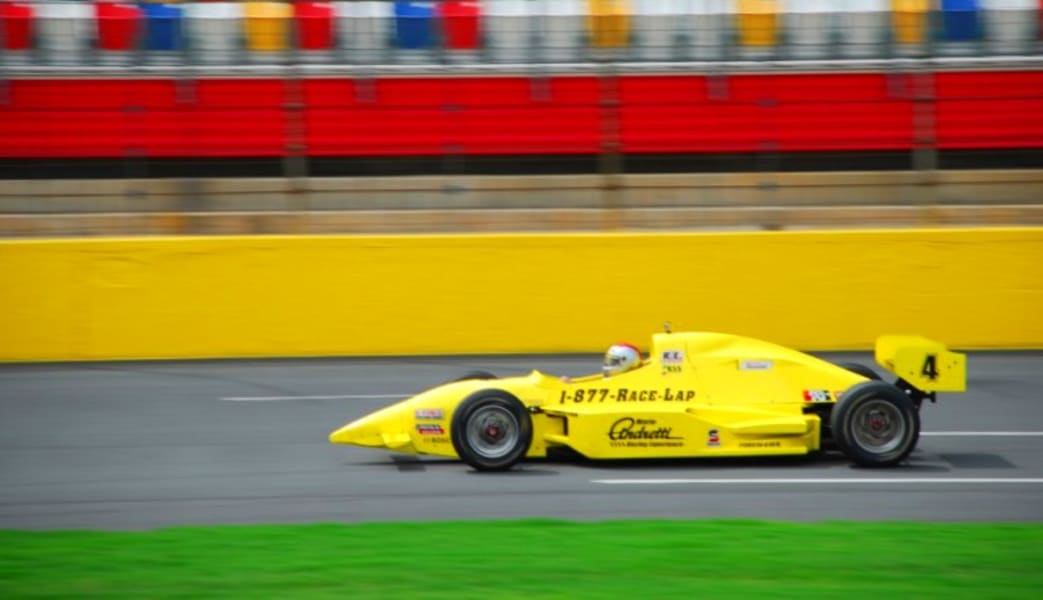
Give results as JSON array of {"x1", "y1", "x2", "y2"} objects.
[{"x1": 329, "y1": 404, "x2": 414, "y2": 450}]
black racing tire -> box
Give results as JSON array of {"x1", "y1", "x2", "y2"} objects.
[
  {"x1": 831, "y1": 381, "x2": 920, "y2": 468},
  {"x1": 450, "y1": 370, "x2": 498, "y2": 382},
  {"x1": 451, "y1": 390, "x2": 532, "y2": 472},
  {"x1": 835, "y1": 361, "x2": 882, "y2": 381}
]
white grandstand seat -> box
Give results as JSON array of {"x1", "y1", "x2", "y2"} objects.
[
  {"x1": 534, "y1": 0, "x2": 586, "y2": 62},
  {"x1": 981, "y1": 0, "x2": 1038, "y2": 54},
  {"x1": 835, "y1": 0, "x2": 889, "y2": 58},
  {"x1": 690, "y1": 0, "x2": 730, "y2": 60},
  {"x1": 632, "y1": 0, "x2": 690, "y2": 61},
  {"x1": 782, "y1": 0, "x2": 834, "y2": 59},
  {"x1": 184, "y1": 2, "x2": 244, "y2": 65},
  {"x1": 483, "y1": 0, "x2": 536, "y2": 63},
  {"x1": 36, "y1": 2, "x2": 93, "y2": 65},
  {"x1": 333, "y1": 1, "x2": 394, "y2": 64}
]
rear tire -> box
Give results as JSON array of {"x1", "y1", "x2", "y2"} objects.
[
  {"x1": 831, "y1": 381, "x2": 919, "y2": 467},
  {"x1": 835, "y1": 361, "x2": 881, "y2": 380},
  {"x1": 451, "y1": 390, "x2": 532, "y2": 472}
]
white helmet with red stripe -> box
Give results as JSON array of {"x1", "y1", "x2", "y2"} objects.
[{"x1": 602, "y1": 342, "x2": 642, "y2": 376}]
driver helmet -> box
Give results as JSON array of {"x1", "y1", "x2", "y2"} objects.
[{"x1": 603, "y1": 342, "x2": 642, "y2": 376}]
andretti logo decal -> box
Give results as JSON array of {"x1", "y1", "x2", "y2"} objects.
[{"x1": 608, "y1": 418, "x2": 684, "y2": 449}]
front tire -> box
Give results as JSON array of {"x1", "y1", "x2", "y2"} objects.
[
  {"x1": 450, "y1": 370, "x2": 497, "y2": 383},
  {"x1": 831, "y1": 381, "x2": 920, "y2": 467},
  {"x1": 451, "y1": 390, "x2": 532, "y2": 472}
]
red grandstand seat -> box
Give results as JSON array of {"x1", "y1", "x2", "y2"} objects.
[
  {"x1": 95, "y1": 1, "x2": 142, "y2": 51},
  {"x1": 1, "y1": 2, "x2": 34, "y2": 50},
  {"x1": 437, "y1": 0, "x2": 481, "y2": 49},
  {"x1": 294, "y1": 1, "x2": 334, "y2": 50}
]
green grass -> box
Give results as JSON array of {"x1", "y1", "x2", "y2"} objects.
[{"x1": 2, "y1": 520, "x2": 1041, "y2": 599}]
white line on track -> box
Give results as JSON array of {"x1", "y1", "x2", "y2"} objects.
[
  {"x1": 220, "y1": 394, "x2": 409, "y2": 401},
  {"x1": 592, "y1": 478, "x2": 1043, "y2": 485}
]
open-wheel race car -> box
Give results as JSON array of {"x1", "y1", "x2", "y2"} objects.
[{"x1": 329, "y1": 330, "x2": 966, "y2": 471}]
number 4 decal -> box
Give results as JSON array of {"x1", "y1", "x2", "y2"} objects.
[{"x1": 921, "y1": 354, "x2": 939, "y2": 380}]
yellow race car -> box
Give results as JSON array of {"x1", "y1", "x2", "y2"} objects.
[{"x1": 329, "y1": 330, "x2": 966, "y2": 471}]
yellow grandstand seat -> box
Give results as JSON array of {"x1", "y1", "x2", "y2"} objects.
[
  {"x1": 891, "y1": 0, "x2": 929, "y2": 44},
  {"x1": 736, "y1": 0, "x2": 779, "y2": 47},
  {"x1": 244, "y1": 1, "x2": 292, "y2": 52},
  {"x1": 588, "y1": 0, "x2": 630, "y2": 48}
]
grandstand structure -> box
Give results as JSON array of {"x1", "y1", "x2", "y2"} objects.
[{"x1": 1, "y1": 1, "x2": 1041, "y2": 235}]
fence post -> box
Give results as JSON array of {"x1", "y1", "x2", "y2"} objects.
[
  {"x1": 598, "y1": 61, "x2": 623, "y2": 230},
  {"x1": 283, "y1": 30, "x2": 310, "y2": 225},
  {"x1": 911, "y1": 66, "x2": 938, "y2": 219}
]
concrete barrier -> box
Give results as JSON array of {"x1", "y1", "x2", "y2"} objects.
[{"x1": 1, "y1": 227, "x2": 1041, "y2": 361}]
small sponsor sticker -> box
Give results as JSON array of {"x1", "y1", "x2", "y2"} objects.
[
  {"x1": 740, "y1": 359, "x2": 773, "y2": 371},
  {"x1": 661, "y1": 350, "x2": 685, "y2": 364},
  {"x1": 739, "y1": 440, "x2": 782, "y2": 448},
  {"x1": 661, "y1": 350, "x2": 685, "y2": 374},
  {"x1": 416, "y1": 424, "x2": 445, "y2": 435},
  {"x1": 803, "y1": 389, "x2": 832, "y2": 403},
  {"x1": 414, "y1": 408, "x2": 444, "y2": 420},
  {"x1": 707, "y1": 429, "x2": 721, "y2": 447}
]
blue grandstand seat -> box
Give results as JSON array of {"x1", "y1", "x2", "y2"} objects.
[
  {"x1": 393, "y1": 1, "x2": 436, "y2": 49},
  {"x1": 141, "y1": 3, "x2": 184, "y2": 51},
  {"x1": 940, "y1": 0, "x2": 983, "y2": 41}
]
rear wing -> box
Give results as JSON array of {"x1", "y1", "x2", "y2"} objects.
[{"x1": 875, "y1": 335, "x2": 966, "y2": 392}]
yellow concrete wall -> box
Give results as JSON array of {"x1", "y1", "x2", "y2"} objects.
[{"x1": 1, "y1": 228, "x2": 1041, "y2": 361}]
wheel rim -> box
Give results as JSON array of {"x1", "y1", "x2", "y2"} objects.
[
  {"x1": 466, "y1": 405, "x2": 519, "y2": 459},
  {"x1": 850, "y1": 399, "x2": 907, "y2": 455}
]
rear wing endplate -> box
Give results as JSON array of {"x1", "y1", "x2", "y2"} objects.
[{"x1": 875, "y1": 335, "x2": 966, "y2": 392}]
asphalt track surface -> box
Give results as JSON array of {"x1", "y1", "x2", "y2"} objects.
[{"x1": 2, "y1": 353, "x2": 1042, "y2": 530}]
